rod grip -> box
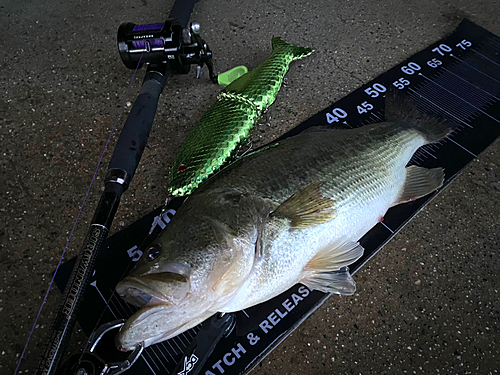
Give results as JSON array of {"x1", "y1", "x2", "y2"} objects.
[
  {"x1": 169, "y1": 0, "x2": 197, "y2": 28},
  {"x1": 107, "y1": 75, "x2": 164, "y2": 183}
]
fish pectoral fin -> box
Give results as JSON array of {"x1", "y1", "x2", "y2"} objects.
[
  {"x1": 394, "y1": 166, "x2": 444, "y2": 205},
  {"x1": 210, "y1": 240, "x2": 251, "y2": 299},
  {"x1": 272, "y1": 182, "x2": 337, "y2": 229},
  {"x1": 204, "y1": 217, "x2": 254, "y2": 298},
  {"x1": 302, "y1": 267, "x2": 357, "y2": 295},
  {"x1": 211, "y1": 257, "x2": 243, "y2": 297},
  {"x1": 205, "y1": 216, "x2": 238, "y2": 246}
]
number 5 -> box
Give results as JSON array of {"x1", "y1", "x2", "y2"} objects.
[{"x1": 127, "y1": 246, "x2": 143, "y2": 262}]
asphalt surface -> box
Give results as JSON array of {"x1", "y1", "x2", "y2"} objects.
[{"x1": 1, "y1": 0, "x2": 499, "y2": 374}]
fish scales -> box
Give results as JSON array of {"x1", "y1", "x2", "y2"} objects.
[
  {"x1": 198, "y1": 124, "x2": 424, "y2": 206},
  {"x1": 168, "y1": 37, "x2": 313, "y2": 197},
  {"x1": 208, "y1": 126, "x2": 427, "y2": 309},
  {"x1": 116, "y1": 92, "x2": 453, "y2": 350}
]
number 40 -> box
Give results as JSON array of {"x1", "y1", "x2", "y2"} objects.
[{"x1": 326, "y1": 108, "x2": 348, "y2": 124}]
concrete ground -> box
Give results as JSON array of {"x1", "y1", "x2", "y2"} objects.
[{"x1": 1, "y1": 0, "x2": 499, "y2": 374}]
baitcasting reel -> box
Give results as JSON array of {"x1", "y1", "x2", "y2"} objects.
[{"x1": 118, "y1": 19, "x2": 217, "y2": 83}]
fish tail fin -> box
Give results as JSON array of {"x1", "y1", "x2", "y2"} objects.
[
  {"x1": 384, "y1": 89, "x2": 456, "y2": 142},
  {"x1": 271, "y1": 37, "x2": 313, "y2": 60}
]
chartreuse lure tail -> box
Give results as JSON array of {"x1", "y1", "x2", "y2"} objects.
[{"x1": 168, "y1": 37, "x2": 313, "y2": 197}]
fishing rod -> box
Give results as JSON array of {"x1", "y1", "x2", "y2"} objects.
[{"x1": 35, "y1": 1, "x2": 219, "y2": 374}]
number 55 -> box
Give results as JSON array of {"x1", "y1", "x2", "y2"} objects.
[{"x1": 392, "y1": 77, "x2": 410, "y2": 90}]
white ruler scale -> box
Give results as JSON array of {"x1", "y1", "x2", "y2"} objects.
[{"x1": 56, "y1": 19, "x2": 500, "y2": 375}]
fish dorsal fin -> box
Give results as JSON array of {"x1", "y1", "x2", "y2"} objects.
[
  {"x1": 301, "y1": 238, "x2": 364, "y2": 295},
  {"x1": 302, "y1": 267, "x2": 357, "y2": 295},
  {"x1": 394, "y1": 166, "x2": 444, "y2": 205},
  {"x1": 272, "y1": 182, "x2": 337, "y2": 229}
]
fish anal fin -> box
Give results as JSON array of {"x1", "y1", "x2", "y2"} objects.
[
  {"x1": 272, "y1": 182, "x2": 337, "y2": 229},
  {"x1": 302, "y1": 267, "x2": 357, "y2": 295},
  {"x1": 394, "y1": 166, "x2": 444, "y2": 205}
]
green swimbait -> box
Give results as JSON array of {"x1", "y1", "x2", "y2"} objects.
[{"x1": 168, "y1": 37, "x2": 313, "y2": 197}]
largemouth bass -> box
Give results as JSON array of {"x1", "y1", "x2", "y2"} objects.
[
  {"x1": 168, "y1": 37, "x2": 313, "y2": 197},
  {"x1": 116, "y1": 91, "x2": 453, "y2": 350}
]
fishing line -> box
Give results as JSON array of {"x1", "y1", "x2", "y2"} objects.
[
  {"x1": 77, "y1": 208, "x2": 194, "y2": 367},
  {"x1": 14, "y1": 51, "x2": 145, "y2": 375},
  {"x1": 105, "y1": 290, "x2": 162, "y2": 373},
  {"x1": 73, "y1": 260, "x2": 140, "y2": 368}
]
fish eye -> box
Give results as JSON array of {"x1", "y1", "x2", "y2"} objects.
[
  {"x1": 146, "y1": 244, "x2": 161, "y2": 261},
  {"x1": 178, "y1": 164, "x2": 187, "y2": 172}
]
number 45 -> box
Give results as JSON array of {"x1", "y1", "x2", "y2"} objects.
[{"x1": 357, "y1": 101, "x2": 373, "y2": 114}]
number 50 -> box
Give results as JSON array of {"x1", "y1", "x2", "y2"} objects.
[{"x1": 364, "y1": 83, "x2": 387, "y2": 98}]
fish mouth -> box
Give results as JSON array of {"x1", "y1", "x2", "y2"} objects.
[
  {"x1": 115, "y1": 272, "x2": 210, "y2": 351},
  {"x1": 116, "y1": 271, "x2": 190, "y2": 309},
  {"x1": 116, "y1": 277, "x2": 170, "y2": 308},
  {"x1": 115, "y1": 304, "x2": 191, "y2": 351}
]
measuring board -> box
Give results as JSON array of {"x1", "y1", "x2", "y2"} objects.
[{"x1": 55, "y1": 19, "x2": 500, "y2": 375}]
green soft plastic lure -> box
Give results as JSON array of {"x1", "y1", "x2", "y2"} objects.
[{"x1": 168, "y1": 37, "x2": 313, "y2": 197}]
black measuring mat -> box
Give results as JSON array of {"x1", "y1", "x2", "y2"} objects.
[{"x1": 55, "y1": 19, "x2": 500, "y2": 375}]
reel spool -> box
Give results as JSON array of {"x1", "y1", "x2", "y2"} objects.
[{"x1": 117, "y1": 19, "x2": 217, "y2": 82}]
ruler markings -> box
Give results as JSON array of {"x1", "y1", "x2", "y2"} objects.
[
  {"x1": 148, "y1": 347, "x2": 170, "y2": 371},
  {"x1": 420, "y1": 147, "x2": 438, "y2": 160},
  {"x1": 379, "y1": 222, "x2": 394, "y2": 234},
  {"x1": 155, "y1": 344, "x2": 171, "y2": 364},
  {"x1": 471, "y1": 49, "x2": 500, "y2": 69},
  {"x1": 417, "y1": 84, "x2": 478, "y2": 122},
  {"x1": 413, "y1": 80, "x2": 474, "y2": 122},
  {"x1": 419, "y1": 72, "x2": 500, "y2": 124},
  {"x1": 451, "y1": 54, "x2": 500, "y2": 86},
  {"x1": 447, "y1": 138, "x2": 478, "y2": 157},
  {"x1": 408, "y1": 88, "x2": 473, "y2": 129},
  {"x1": 171, "y1": 337, "x2": 185, "y2": 354},
  {"x1": 441, "y1": 67, "x2": 499, "y2": 103},
  {"x1": 160, "y1": 342, "x2": 178, "y2": 365}
]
